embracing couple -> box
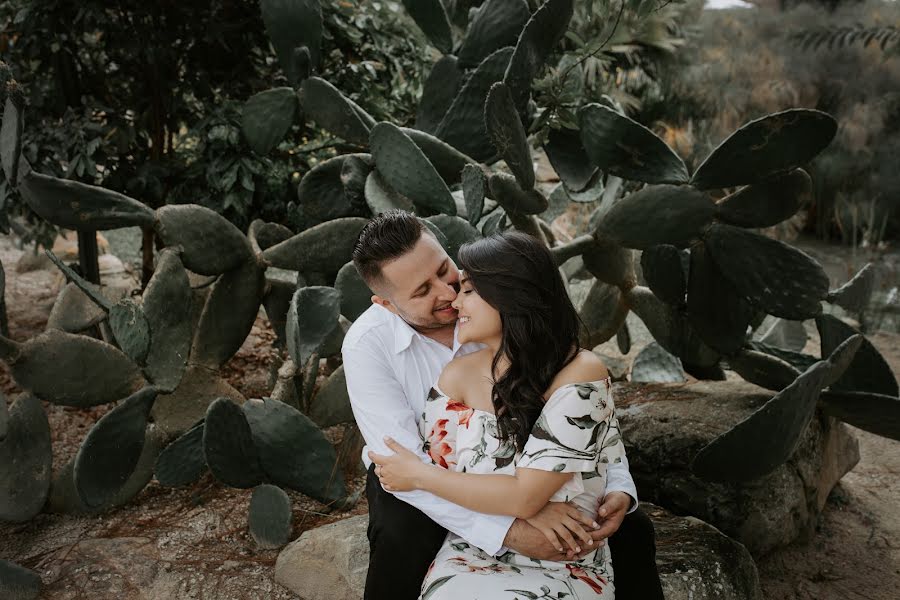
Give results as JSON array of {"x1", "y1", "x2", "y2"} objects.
[{"x1": 342, "y1": 210, "x2": 664, "y2": 599}]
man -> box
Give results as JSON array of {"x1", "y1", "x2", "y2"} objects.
[{"x1": 342, "y1": 210, "x2": 663, "y2": 600}]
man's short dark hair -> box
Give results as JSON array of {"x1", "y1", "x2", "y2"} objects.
[{"x1": 352, "y1": 210, "x2": 431, "y2": 289}]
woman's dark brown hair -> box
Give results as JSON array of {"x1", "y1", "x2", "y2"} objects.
[{"x1": 457, "y1": 232, "x2": 581, "y2": 451}]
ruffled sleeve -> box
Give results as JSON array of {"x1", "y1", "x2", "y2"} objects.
[
  {"x1": 518, "y1": 378, "x2": 625, "y2": 475},
  {"x1": 420, "y1": 385, "x2": 461, "y2": 470}
]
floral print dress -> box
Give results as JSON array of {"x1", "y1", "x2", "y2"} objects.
[{"x1": 418, "y1": 378, "x2": 625, "y2": 599}]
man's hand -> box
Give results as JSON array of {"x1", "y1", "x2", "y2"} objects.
[
  {"x1": 503, "y1": 503, "x2": 607, "y2": 561},
  {"x1": 593, "y1": 491, "x2": 632, "y2": 542}
]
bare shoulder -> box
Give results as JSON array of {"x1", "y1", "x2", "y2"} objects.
[
  {"x1": 547, "y1": 350, "x2": 609, "y2": 396},
  {"x1": 437, "y1": 349, "x2": 491, "y2": 398}
]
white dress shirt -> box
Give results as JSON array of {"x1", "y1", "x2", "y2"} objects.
[{"x1": 342, "y1": 304, "x2": 638, "y2": 556}]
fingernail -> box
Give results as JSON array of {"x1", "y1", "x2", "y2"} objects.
[
  {"x1": 557, "y1": 547, "x2": 563, "y2": 552},
  {"x1": 592, "y1": 521, "x2": 599, "y2": 528},
  {"x1": 588, "y1": 540, "x2": 593, "y2": 546},
  {"x1": 575, "y1": 547, "x2": 581, "y2": 553}
]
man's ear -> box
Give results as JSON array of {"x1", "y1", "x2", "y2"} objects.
[{"x1": 372, "y1": 294, "x2": 399, "y2": 315}]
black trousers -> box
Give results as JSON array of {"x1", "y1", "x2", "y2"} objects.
[{"x1": 364, "y1": 464, "x2": 664, "y2": 600}]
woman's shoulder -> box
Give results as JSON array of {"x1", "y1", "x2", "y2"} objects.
[
  {"x1": 437, "y1": 349, "x2": 491, "y2": 398},
  {"x1": 545, "y1": 350, "x2": 609, "y2": 398}
]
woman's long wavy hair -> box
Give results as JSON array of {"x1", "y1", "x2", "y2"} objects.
[{"x1": 457, "y1": 232, "x2": 581, "y2": 451}]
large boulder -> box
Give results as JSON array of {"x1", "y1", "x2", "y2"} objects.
[
  {"x1": 274, "y1": 505, "x2": 761, "y2": 600},
  {"x1": 614, "y1": 379, "x2": 860, "y2": 556}
]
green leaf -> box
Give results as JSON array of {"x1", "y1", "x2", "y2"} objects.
[{"x1": 261, "y1": 0, "x2": 323, "y2": 84}]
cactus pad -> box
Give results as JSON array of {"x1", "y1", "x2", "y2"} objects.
[
  {"x1": 415, "y1": 56, "x2": 463, "y2": 133},
  {"x1": 594, "y1": 185, "x2": 715, "y2": 249},
  {"x1": 687, "y1": 243, "x2": 755, "y2": 356},
  {"x1": 249, "y1": 484, "x2": 293, "y2": 549},
  {"x1": 819, "y1": 391, "x2": 900, "y2": 441},
  {"x1": 826, "y1": 263, "x2": 876, "y2": 315},
  {"x1": 692, "y1": 360, "x2": 831, "y2": 483},
  {"x1": 715, "y1": 169, "x2": 811, "y2": 228},
  {"x1": 151, "y1": 365, "x2": 245, "y2": 439},
  {"x1": 19, "y1": 170, "x2": 156, "y2": 230},
  {"x1": 0, "y1": 394, "x2": 51, "y2": 522},
  {"x1": 6, "y1": 329, "x2": 145, "y2": 407},
  {"x1": 108, "y1": 299, "x2": 151, "y2": 365},
  {"x1": 640, "y1": 245, "x2": 687, "y2": 306},
  {"x1": 691, "y1": 109, "x2": 837, "y2": 189},
  {"x1": 141, "y1": 249, "x2": 192, "y2": 392},
  {"x1": 747, "y1": 340, "x2": 818, "y2": 373},
  {"x1": 242, "y1": 397, "x2": 348, "y2": 504},
  {"x1": 485, "y1": 82, "x2": 534, "y2": 190},
  {"x1": 401, "y1": 0, "x2": 453, "y2": 54},
  {"x1": 581, "y1": 239, "x2": 636, "y2": 289},
  {"x1": 309, "y1": 365, "x2": 355, "y2": 428},
  {"x1": 462, "y1": 164, "x2": 486, "y2": 226},
  {"x1": 286, "y1": 286, "x2": 341, "y2": 369},
  {"x1": 73, "y1": 387, "x2": 157, "y2": 509},
  {"x1": 364, "y1": 170, "x2": 414, "y2": 215},
  {"x1": 401, "y1": 127, "x2": 476, "y2": 186},
  {"x1": 296, "y1": 155, "x2": 370, "y2": 229},
  {"x1": 503, "y1": 0, "x2": 575, "y2": 114},
  {"x1": 155, "y1": 204, "x2": 253, "y2": 276},
  {"x1": 822, "y1": 333, "x2": 864, "y2": 389},
  {"x1": 335, "y1": 262, "x2": 373, "y2": 322},
  {"x1": 756, "y1": 316, "x2": 809, "y2": 352},
  {"x1": 370, "y1": 122, "x2": 456, "y2": 215},
  {"x1": 425, "y1": 215, "x2": 482, "y2": 262},
  {"x1": 544, "y1": 127, "x2": 598, "y2": 193},
  {"x1": 727, "y1": 349, "x2": 800, "y2": 392},
  {"x1": 191, "y1": 258, "x2": 266, "y2": 369},
  {"x1": 45, "y1": 249, "x2": 113, "y2": 312},
  {"x1": 436, "y1": 47, "x2": 514, "y2": 161},
  {"x1": 300, "y1": 77, "x2": 372, "y2": 146},
  {"x1": 575, "y1": 280, "x2": 629, "y2": 348},
  {"x1": 616, "y1": 322, "x2": 631, "y2": 355},
  {"x1": 46, "y1": 282, "x2": 114, "y2": 333},
  {"x1": 1, "y1": 95, "x2": 24, "y2": 185},
  {"x1": 0, "y1": 559, "x2": 41, "y2": 600},
  {"x1": 155, "y1": 420, "x2": 208, "y2": 487},
  {"x1": 203, "y1": 397, "x2": 264, "y2": 489},
  {"x1": 631, "y1": 342, "x2": 686, "y2": 383},
  {"x1": 458, "y1": 0, "x2": 530, "y2": 68},
  {"x1": 579, "y1": 104, "x2": 689, "y2": 184},
  {"x1": 340, "y1": 153, "x2": 373, "y2": 208},
  {"x1": 816, "y1": 314, "x2": 898, "y2": 396},
  {"x1": 488, "y1": 172, "x2": 548, "y2": 215},
  {"x1": 703, "y1": 223, "x2": 829, "y2": 320},
  {"x1": 249, "y1": 220, "x2": 293, "y2": 252},
  {"x1": 262, "y1": 217, "x2": 368, "y2": 279},
  {"x1": 242, "y1": 87, "x2": 298, "y2": 155},
  {"x1": 260, "y1": 0, "x2": 322, "y2": 83}
]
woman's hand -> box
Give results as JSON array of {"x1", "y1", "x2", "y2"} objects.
[
  {"x1": 368, "y1": 437, "x2": 430, "y2": 492},
  {"x1": 526, "y1": 501, "x2": 599, "y2": 554}
]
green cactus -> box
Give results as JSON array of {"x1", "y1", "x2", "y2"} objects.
[
  {"x1": 819, "y1": 391, "x2": 900, "y2": 442},
  {"x1": 300, "y1": 77, "x2": 373, "y2": 146},
  {"x1": 19, "y1": 170, "x2": 156, "y2": 231},
  {"x1": 108, "y1": 298, "x2": 151, "y2": 365},
  {"x1": 544, "y1": 127, "x2": 598, "y2": 193},
  {"x1": 402, "y1": 0, "x2": 453, "y2": 54},
  {"x1": 714, "y1": 169, "x2": 811, "y2": 228},
  {"x1": 141, "y1": 249, "x2": 192, "y2": 392},
  {"x1": 242, "y1": 87, "x2": 299, "y2": 155},
  {"x1": 249, "y1": 220, "x2": 293, "y2": 252},
  {"x1": 826, "y1": 263, "x2": 876, "y2": 315},
  {"x1": 335, "y1": 262, "x2": 373, "y2": 322},
  {"x1": 727, "y1": 349, "x2": 800, "y2": 393},
  {"x1": 73, "y1": 387, "x2": 158, "y2": 509},
  {"x1": 462, "y1": 164, "x2": 487, "y2": 226},
  {"x1": 400, "y1": 127, "x2": 477, "y2": 186},
  {"x1": 0, "y1": 91, "x2": 24, "y2": 185},
  {"x1": 485, "y1": 82, "x2": 534, "y2": 190},
  {"x1": 296, "y1": 154, "x2": 372, "y2": 228},
  {"x1": 260, "y1": 0, "x2": 322, "y2": 84},
  {"x1": 488, "y1": 172, "x2": 548, "y2": 215},
  {"x1": 248, "y1": 483, "x2": 293, "y2": 549},
  {"x1": 364, "y1": 170, "x2": 415, "y2": 215},
  {"x1": 425, "y1": 215, "x2": 483, "y2": 262},
  {"x1": 579, "y1": 103, "x2": 689, "y2": 185},
  {"x1": 243, "y1": 397, "x2": 348, "y2": 505},
  {"x1": 262, "y1": 217, "x2": 368, "y2": 280},
  {"x1": 458, "y1": 0, "x2": 531, "y2": 68},
  {"x1": 154, "y1": 419, "x2": 208, "y2": 487},
  {"x1": 203, "y1": 397, "x2": 264, "y2": 489},
  {"x1": 309, "y1": 365, "x2": 355, "y2": 428},
  {"x1": 631, "y1": 342, "x2": 686, "y2": 383},
  {"x1": 0, "y1": 394, "x2": 51, "y2": 522},
  {"x1": 46, "y1": 282, "x2": 121, "y2": 333},
  {"x1": 370, "y1": 122, "x2": 456, "y2": 215},
  {"x1": 285, "y1": 286, "x2": 341, "y2": 369},
  {"x1": 691, "y1": 109, "x2": 837, "y2": 189},
  {"x1": 0, "y1": 558, "x2": 41, "y2": 600},
  {"x1": 640, "y1": 245, "x2": 687, "y2": 307},
  {"x1": 816, "y1": 314, "x2": 898, "y2": 396},
  {"x1": 155, "y1": 204, "x2": 253, "y2": 276},
  {"x1": 416, "y1": 55, "x2": 463, "y2": 133}
]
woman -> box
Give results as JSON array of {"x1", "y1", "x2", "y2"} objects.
[{"x1": 370, "y1": 232, "x2": 626, "y2": 599}]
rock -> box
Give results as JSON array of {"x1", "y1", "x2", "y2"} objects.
[
  {"x1": 274, "y1": 506, "x2": 762, "y2": 600},
  {"x1": 615, "y1": 379, "x2": 860, "y2": 556},
  {"x1": 274, "y1": 514, "x2": 369, "y2": 600}
]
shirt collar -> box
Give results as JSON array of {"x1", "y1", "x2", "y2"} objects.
[{"x1": 386, "y1": 307, "x2": 461, "y2": 355}]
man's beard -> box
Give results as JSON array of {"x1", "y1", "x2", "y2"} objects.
[{"x1": 395, "y1": 305, "x2": 457, "y2": 332}]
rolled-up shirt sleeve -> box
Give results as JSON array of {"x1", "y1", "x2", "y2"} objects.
[
  {"x1": 606, "y1": 452, "x2": 638, "y2": 513},
  {"x1": 342, "y1": 336, "x2": 514, "y2": 556}
]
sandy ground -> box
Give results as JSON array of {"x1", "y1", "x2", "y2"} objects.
[{"x1": 1, "y1": 231, "x2": 898, "y2": 599}]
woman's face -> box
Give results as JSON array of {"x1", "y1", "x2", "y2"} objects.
[{"x1": 451, "y1": 273, "x2": 502, "y2": 345}]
